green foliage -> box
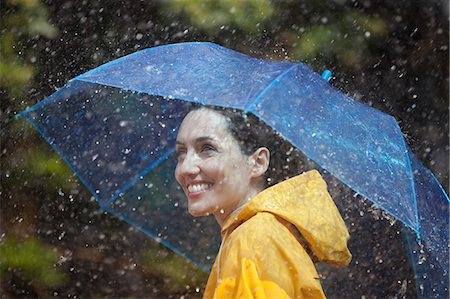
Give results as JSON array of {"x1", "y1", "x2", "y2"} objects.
[
  {"x1": 141, "y1": 244, "x2": 208, "y2": 294},
  {"x1": 0, "y1": 0, "x2": 57, "y2": 97},
  {"x1": 0, "y1": 238, "x2": 66, "y2": 287},
  {"x1": 293, "y1": 12, "x2": 387, "y2": 67},
  {"x1": 6, "y1": 119, "x2": 77, "y2": 192},
  {"x1": 21, "y1": 147, "x2": 76, "y2": 191},
  {"x1": 163, "y1": 0, "x2": 274, "y2": 33}
]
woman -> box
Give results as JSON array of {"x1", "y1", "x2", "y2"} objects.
[{"x1": 174, "y1": 106, "x2": 351, "y2": 299}]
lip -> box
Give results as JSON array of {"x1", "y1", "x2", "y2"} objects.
[{"x1": 185, "y1": 181, "x2": 212, "y2": 198}]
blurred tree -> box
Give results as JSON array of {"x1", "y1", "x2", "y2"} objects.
[
  {"x1": 163, "y1": 0, "x2": 274, "y2": 33},
  {"x1": 0, "y1": 238, "x2": 66, "y2": 296},
  {"x1": 292, "y1": 12, "x2": 387, "y2": 67},
  {"x1": 0, "y1": 0, "x2": 57, "y2": 97}
]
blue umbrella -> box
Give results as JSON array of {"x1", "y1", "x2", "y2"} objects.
[{"x1": 18, "y1": 42, "x2": 448, "y2": 298}]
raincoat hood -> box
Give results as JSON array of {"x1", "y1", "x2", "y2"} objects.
[{"x1": 221, "y1": 170, "x2": 351, "y2": 267}]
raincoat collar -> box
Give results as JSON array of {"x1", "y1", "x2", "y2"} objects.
[{"x1": 221, "y1": 169, "x2": 352, "y2": 266}]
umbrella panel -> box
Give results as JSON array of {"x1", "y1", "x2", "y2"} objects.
[
  {"x1": 77, "y1": 42, "x2": 293, "y2": 111},
  {"x1": 250, "y1": 64, "x2": 419, "y2": 234},
  {"x1": 405, "y1": 151, "x2": 449, "y2": 299},
  {"x1": 21, "y1": 82, "x2": 191, "y2": 205}
]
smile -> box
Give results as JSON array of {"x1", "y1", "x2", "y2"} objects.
[{"x1": 187, "y1": 183, "x2": 212, "y2": 193}]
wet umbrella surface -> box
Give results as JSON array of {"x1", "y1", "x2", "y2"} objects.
[{"x1": 18, "y1": 42, "x2": 449, "y2": 298}]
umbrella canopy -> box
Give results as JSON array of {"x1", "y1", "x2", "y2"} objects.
[{"x1": 19, "y1": 42, "x2": 448, "y2": 298}]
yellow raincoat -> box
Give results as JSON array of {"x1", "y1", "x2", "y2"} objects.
[{"x1": 203, "y1": 170, "x2": 351, "y2": 299}]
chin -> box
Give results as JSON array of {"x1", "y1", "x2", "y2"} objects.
[{"x1": 188, "y1": 205, "x2": 211, "y2": 217}]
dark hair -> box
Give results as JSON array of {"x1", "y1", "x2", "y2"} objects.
[{"x1": 191, "y1": 105, "x2": 315, "y2": 187}]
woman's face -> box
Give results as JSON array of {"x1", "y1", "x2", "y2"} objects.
[{"x1": 174, "y1": 108, "x2": 255, "y2": 223}]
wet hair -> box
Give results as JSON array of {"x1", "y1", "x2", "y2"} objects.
[{"x1": 190, "y1": 105, "x2": 314, "y2": 187}]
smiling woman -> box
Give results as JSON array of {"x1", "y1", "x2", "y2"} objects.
[{"x1": 174, "y1": 106, "x2": 352, "y2": 299}]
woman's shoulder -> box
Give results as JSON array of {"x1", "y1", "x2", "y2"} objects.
[{"x1": 227, "y1": 211, "x2": 295, "y2": 245}]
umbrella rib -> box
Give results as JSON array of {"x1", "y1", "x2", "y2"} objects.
[
  {"x1": 396, "y1": 125, "x2": 421, "y2": 237},
  {"x1": 245, "y1": 64, "x2": 298, "y2": 112},
  {"x1": 101, "y1": 148, "x2": 176, "y2": 208}
]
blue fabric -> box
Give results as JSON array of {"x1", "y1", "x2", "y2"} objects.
[
  {"x1": 19, "y1": 42, "x2": 449, "y2": 295},
  {"x1": 405, "y1": 150, "x2": 449, "y2": 299}
]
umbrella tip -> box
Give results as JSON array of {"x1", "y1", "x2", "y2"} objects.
[{"x1": 321, "y1": 70, "x2": 332, "y2": 82}]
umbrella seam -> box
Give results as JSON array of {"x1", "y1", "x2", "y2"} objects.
[
  {"x1": 17, "y1": 81, "x2": 82, "y2": 115},
  {"x1": 73, "y1": 78, "x2": 219, "y2": 107},
  {"x1": 396, "y1": 122, "x2": 421, "y2": 237},
  {"x1": 102, "y1": 147, "x2": 176, "y2": 208},
  {"x1": 245, "y1": 64, "x2": 298, "y2": 111}
]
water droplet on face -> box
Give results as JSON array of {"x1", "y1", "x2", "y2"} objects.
[{"x1": 220, "y1": 209, "x2": 224, "y2": 214}]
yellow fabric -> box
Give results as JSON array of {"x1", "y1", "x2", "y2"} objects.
[
  {"x1": 203, "y1": 170, "x2": 352, "y2": 299},
  {"x1": 214, "y1": 258, "x2": 290, "y2": 299}
]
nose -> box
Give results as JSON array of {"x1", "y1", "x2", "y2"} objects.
[{"x1": 176, "y1": 151, "x2": 200, "y2": 178}]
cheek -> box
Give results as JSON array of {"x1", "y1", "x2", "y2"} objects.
[
  {"x1": 174, "y1": 165, "x2": 182, "y2": 184},
  {"x1": 201, "y1": 158, "x2": 222, "y2": 175}
]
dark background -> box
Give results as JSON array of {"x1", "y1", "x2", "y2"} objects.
[{"x1": 1, "y1": 0, "x2": 448, "y2": 298}]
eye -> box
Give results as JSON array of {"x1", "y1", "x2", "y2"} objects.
[{"x1": 201, "y1": 144, "x2": 216, "y2": 153}]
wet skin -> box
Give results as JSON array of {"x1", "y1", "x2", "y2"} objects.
[{"x1": 174, "y1": 108, "x2": 268, "y2": 226}]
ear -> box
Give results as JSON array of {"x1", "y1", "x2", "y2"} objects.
[{"x1": 248, "y1": 147, "x2": 270, "y2": 179}]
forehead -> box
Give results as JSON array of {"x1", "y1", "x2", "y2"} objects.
[{"x1": 177, "y1": 108, "x2": 231, "y2": 141}]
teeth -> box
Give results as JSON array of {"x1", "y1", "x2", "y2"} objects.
[{"x1": 188, "y1": 183, "x2": 210, "y2": 193}]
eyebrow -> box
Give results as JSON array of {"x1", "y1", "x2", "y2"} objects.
[{"x1": 175, "y1": 136, "x2": 216, "y2": 145}]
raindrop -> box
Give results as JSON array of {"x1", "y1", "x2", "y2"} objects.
[
  {"x1": 58, "y1": 232, "x2": 65, "y2": 240},
  {"x1": 119, "y1": 120, "x2": 128, "y2": 127}
]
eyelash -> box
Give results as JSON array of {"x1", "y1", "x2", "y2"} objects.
[
  {"x1": 201, "y1": 144, "x2": 216, "y2": 152},
  {"x1": 175, "y1": 144, "x2": 216, "y2": 159}
]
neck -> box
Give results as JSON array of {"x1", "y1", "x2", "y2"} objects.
[{"x1": 214, "y1": 186, "x2": 262, "y2": 227}]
